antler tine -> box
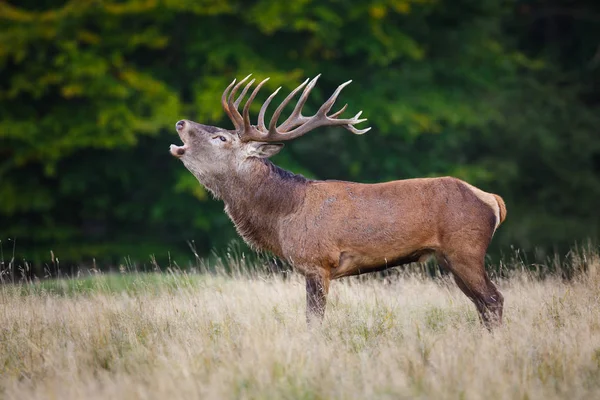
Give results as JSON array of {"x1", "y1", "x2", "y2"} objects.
[
  {"x1": 268, "y1": 78, "x2": 310, "y2": 134},
  {"x1": 234, "y1": 78, "x2": 255, "y2": 109},
  {"x1": 342, "y1": 110, "x2": 370, "y2": 134},
  {"x1": 278, "y1": 74, "x2": 320, "y2": 131},
  {"x1": 226, "y1": 74, "x2": 252, "y2": 129},
  {"x1": 346, "y1": 125, "x2": 372, "y2": 135},
  {"x1": 242, "y1": 77, "x2": 270, "y2": 132},
  {"x1": 221, "y1": 78, "x2": 237, "y2": 118},
  {"x1": 317, "y1": 79, "x2": 352, "y2": 116},
  {"x1": 329, "y1": 103, "x2": 348, "y2": 119},
  {"x1": 257, "y1": 86, "x2": 282, "y2": 132}
]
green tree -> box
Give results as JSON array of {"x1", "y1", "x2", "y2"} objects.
[{"x1": 1, "y1": 0, "x2": 598, "y2": 270}]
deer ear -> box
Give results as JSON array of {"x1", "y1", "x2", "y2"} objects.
[{"x1": 246, "y1": 142, "x2": 284, "y2": 158}]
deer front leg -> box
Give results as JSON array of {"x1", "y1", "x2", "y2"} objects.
[{"x1": 305, "y1": 273, "x2": 330, "y2": 326}]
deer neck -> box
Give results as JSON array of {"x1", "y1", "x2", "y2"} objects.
[{"x1": 211, "y1": 159, "x2": 309, "y2": 254}]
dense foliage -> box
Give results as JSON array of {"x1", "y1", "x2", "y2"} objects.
[{"x1": 1, "y1": 0, "x2": 599, "y2": 269}]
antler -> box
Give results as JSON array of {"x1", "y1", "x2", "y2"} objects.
[{"x1": 221, "y1": 74, "x2": 371, "y2": 142}]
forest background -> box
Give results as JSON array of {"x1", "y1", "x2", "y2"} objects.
[{"x1": 1, "y1": 0, "x2": 599, "y2": 272}]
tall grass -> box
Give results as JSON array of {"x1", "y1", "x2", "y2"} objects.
[{"x1": 1, "y1": 245, "x2": 599, "y2": 399}]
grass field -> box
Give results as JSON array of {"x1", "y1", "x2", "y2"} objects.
[{"x1": 1, "y1": 248, "x2": 600, "y2": 399}]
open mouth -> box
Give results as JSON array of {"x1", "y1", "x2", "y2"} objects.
[
  {"x1": 169, "y1": 143, "x2": 187, "y2": 158},
  {"x1": 171, "y1": 120, "x2": 188, "y2": 158}
]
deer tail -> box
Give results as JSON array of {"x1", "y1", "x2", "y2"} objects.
[{"x1": 492, "y1": 194, "x2": 507, "y2": 226}]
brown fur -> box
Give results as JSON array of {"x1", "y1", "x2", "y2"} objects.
[{"x1": 172, "y1": 108, "x2": 506, "y2": 330}]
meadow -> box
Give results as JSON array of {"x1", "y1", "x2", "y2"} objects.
[{"x1": 1, "y1": 248, "x2": 599, "y2": 400}]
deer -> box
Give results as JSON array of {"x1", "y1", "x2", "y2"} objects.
[{"x1": 170, "y1": 74, "x2": 507, "y2": 330}]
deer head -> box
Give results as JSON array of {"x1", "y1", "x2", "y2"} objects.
[{"x1": 169, "y1": 74, "x2": 370, "y2": 191}]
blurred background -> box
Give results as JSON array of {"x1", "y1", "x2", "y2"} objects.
[{"x1": 1, "y1": 0, "x2": 599, "y2": 273}]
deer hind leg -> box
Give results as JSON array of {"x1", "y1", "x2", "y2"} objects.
[
  {"x1": 438, "y1": 251, "x2": 504, "y2": 330},
  {"x1": 305, "y1": 273, "x2": 330, "y2": 326}
]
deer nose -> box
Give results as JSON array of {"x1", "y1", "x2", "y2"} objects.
[{"x1": 176, "y1": 120, "x2": 186, "y2": 131}]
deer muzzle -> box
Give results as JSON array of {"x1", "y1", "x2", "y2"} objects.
[{"x1": 170, "y1": 120, "x2": 189, "y2": 158}]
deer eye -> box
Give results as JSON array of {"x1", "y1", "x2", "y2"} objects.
[{"x1": 217, "y1": 135, "x2": 227, "y2": 142}]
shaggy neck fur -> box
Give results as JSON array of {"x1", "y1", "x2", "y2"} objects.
[{"x1": 191, "y1": 159, "x2": 309, "y2": 254}]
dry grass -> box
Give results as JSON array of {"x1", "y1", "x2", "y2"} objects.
[{"x1": 1, "y1": 252, "x2": 600, "y2": 399}]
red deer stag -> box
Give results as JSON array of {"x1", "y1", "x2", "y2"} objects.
[{"x1": 170, "y1": 74, "x2": 507, "y2": 329}]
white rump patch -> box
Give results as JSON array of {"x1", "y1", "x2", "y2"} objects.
[{"x1": 463, "y1": 183, "x2": 501, "y2": 232}]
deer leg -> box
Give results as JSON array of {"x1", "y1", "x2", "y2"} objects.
[
  {"x1": 440, "y1": 252, "x2": 504, "y2": 330},
  {"x1": 305, "y1": 273, "x2": 330, "y2": 326}
]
